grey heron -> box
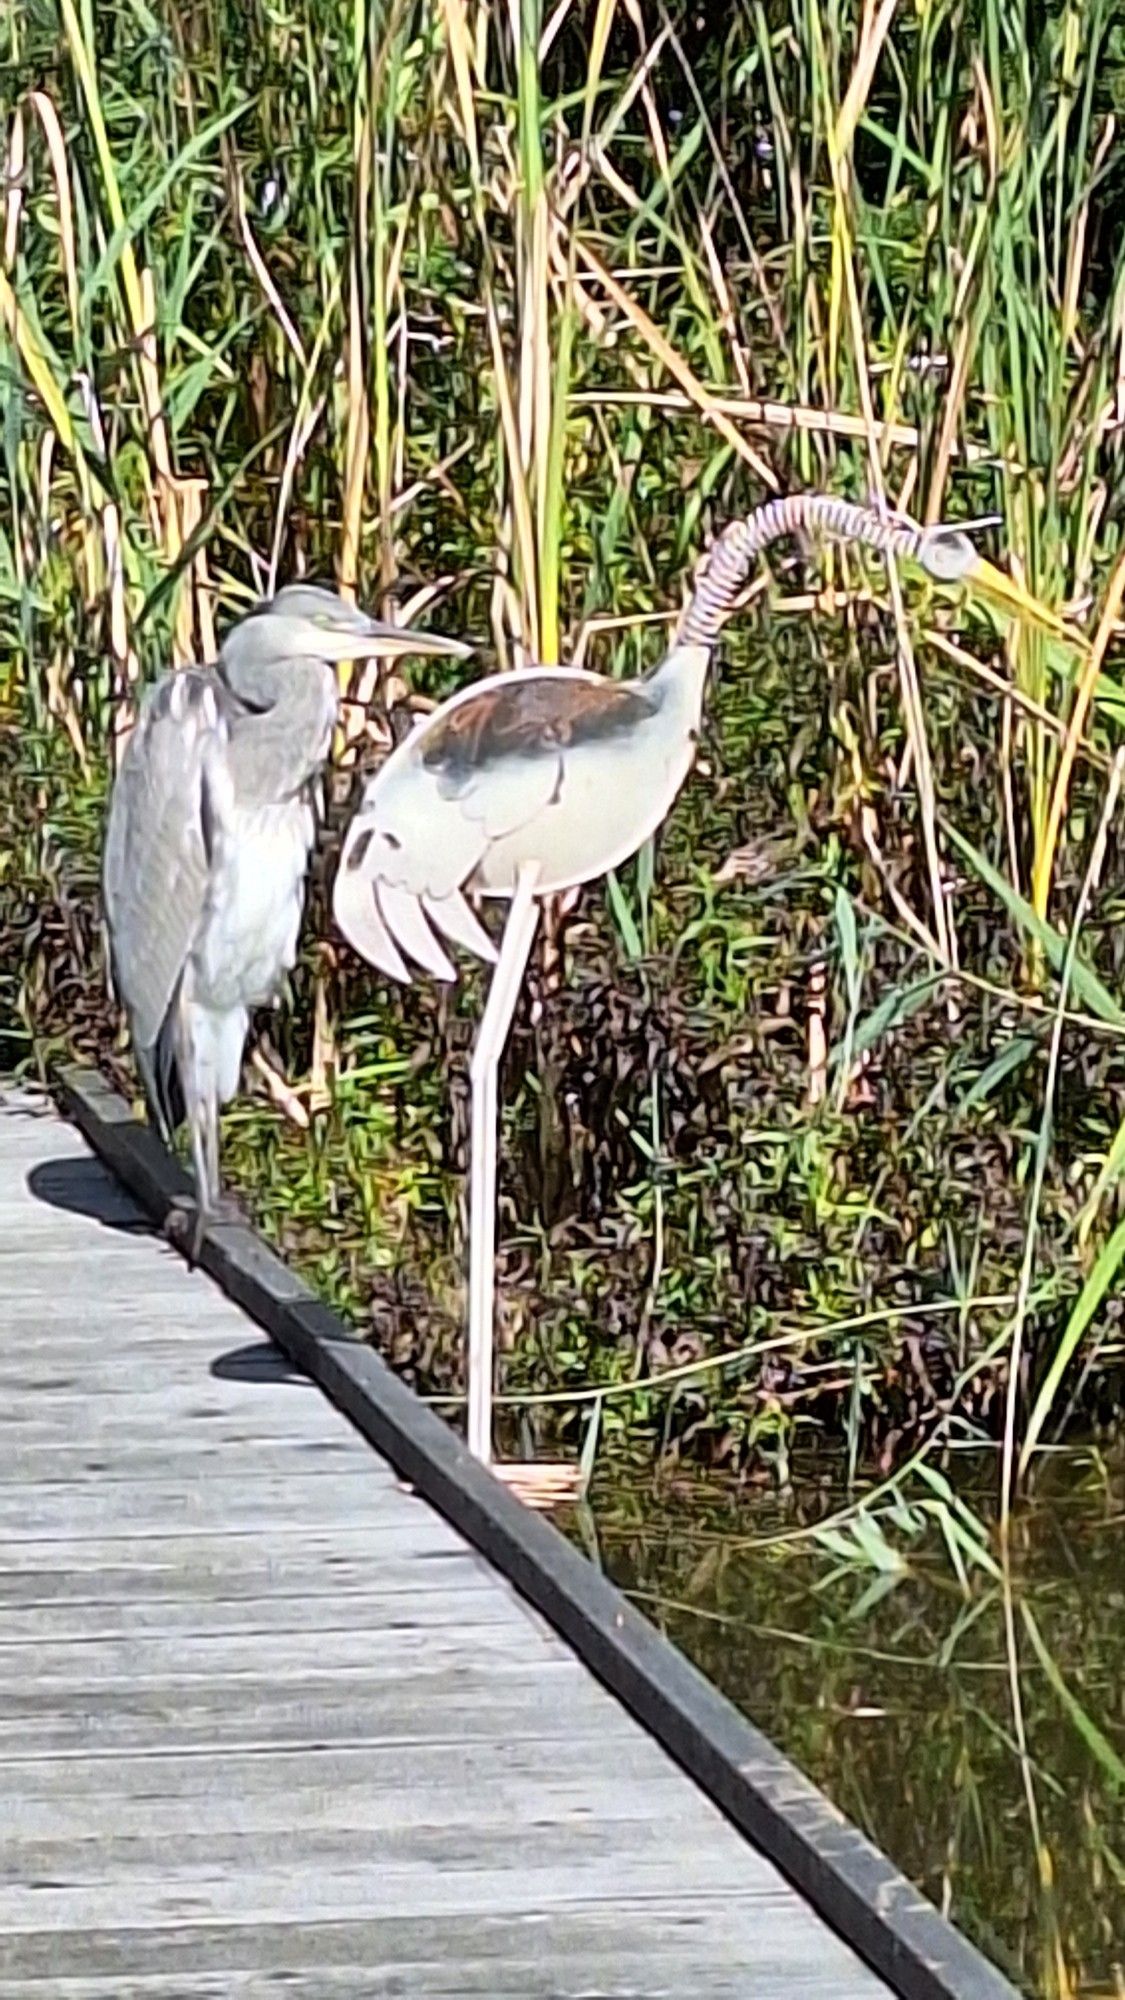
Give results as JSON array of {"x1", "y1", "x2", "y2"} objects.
[
  {"x1": 103, "y1": 582, "x2": 471, "y2": 1255},
  {"x1": 332, "y1": 491, "x2": 1038, "y2": 1503}
]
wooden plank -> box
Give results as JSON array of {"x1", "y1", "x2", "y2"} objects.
[
  {"x1": 0, "y1": 1314, "x2": 285, "y2": 1349},
  {"x1": 0, "y1": 1471, "x2": 422, "y2": 1537},
  {"x1": 0, "y1": 1381, "x2": 329, "y2": 1428},
  {"x1": 0, "y1": 1526, "x2": 479, "y2": 1584},
  {"x1": 0, "y1": 1545, "x2": 498, "y2": 1610},
  {"x1": 0, "y1": 1735, "x2": 677, "y2": 1824},
  {"x1": 0, "y1": 1616, "x2": 575, "y2": 1686},
  {"x1": 0, "y1": 1291, "x2": 247, "y2": 1330},
  {"x1": 0, "y1": 1662, "x2": 609, "y2": 1759},
  {"x1": 0, "y1": 1353, "x2": 286, "y2": 1396},
  {"x1": 1, "y1": 1320, "x2": 281, "y2": 1356},
  {"x1": 0, "y1": 1439, "x2": 395, "y2": 1483},
  {"x1": 0, "y1": 1579, "x2": 516, "y2": 1643},
  {"x1": 0, "y1": 1964, "x2": 753, "y2": 2000},
  {"x1": 1, "y1": 1812, "x2": 770, "y2": 1894},
  {"x1": 0, "y1": 1901, "x2": 878, "y2": 1997},
  {"x1": 0, "y1": 1265, "x2": 238, "y2": 1299},
  {"x1": 0, "y1": 1378, "x2": 354, "y2": 1442},
  {"x1": 0, "y1": 1196, "x2": 148, "y2": 1236},
  {"x1": 0, "y1": 1859, "x2": 816, "y2": 1932}
]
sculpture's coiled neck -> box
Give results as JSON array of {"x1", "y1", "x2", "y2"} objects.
[{"x1": 674, "y1": 493, "x2": 978, "y2": 649}]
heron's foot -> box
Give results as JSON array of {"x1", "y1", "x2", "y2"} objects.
[
  {"x1": 207, "y1": 1191, "x2": 248, "y2": 1228},
  {"x1": 165, "y1": 1192, "x2": 248, "y2": 1265},
  {"x1": 164, "y1": 1197, "x2": 203, "y2": 1264}
]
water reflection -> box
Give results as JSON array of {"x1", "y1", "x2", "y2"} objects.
[{"x1": 580, "y1": 1450, "x2": 1125, "y2": 1998}]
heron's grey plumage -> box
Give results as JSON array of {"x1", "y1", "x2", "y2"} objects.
[{"x1": 103, "y1": 583, "x2": 471, "y2": 1250}]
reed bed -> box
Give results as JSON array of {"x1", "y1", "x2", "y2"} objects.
[{"x1": 4, "y1": 0, "x2": 1125, "y2": 1495}]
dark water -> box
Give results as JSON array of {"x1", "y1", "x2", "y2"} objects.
[{"x1": 576, "y1": 1451, "x2": 1125, "y2": 1998}]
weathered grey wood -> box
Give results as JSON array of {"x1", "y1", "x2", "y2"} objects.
[
  {"x1": 0, "y1": 1472, "x2": 424, "y2": 1535},
  {"x1": 0, "y1": 1271, "x2": 245, "y2": 1307},
  {"x1": 0, "y1": 1088, "x2": 892, "y2": 1996},
  {"x1": 0, "y1": 1735, "x2": 683, "y2": 1825},
  {"x1": 0, "y1": 1663, "x2": 612, "y2": 1760},
  {"x1": 0, "y1": 1526, "x2": 480, "y2": 1580},
  {"x1": 0, "y1": 1902, "x2": 873, "y2": 1997},
  {"x1": 2, "y1": 1314, "x2": 290, "y2": 1348},
  {"x1": 0, "y1": 1351, "x2": 320, "y2": 1396},
  {"x1": 0, "y1": 1616, "x2": 576, "y2": 1684},
  {"x1": 2, "y1": 1816, "x2": 767, "y2": 1893},
  {"x1": 0, "y1": 1439, "x2": 381, "y2": 1483},
  {"x1": 0, "y1": 1377, "x2": 365, "y2": 1442},
  {"x1": 0, "y1": 1865, "x2": 831, "y2": 1935},
  {"x1": 0, "y1": 1544, "x2": 497, "y2": 1608},
  {"x1": 0, "y1": 1579, "x2": 516, "y2": 1643}
]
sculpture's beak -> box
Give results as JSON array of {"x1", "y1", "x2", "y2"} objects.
[{"x1": 966, "y1": 556, "x2": 1080, "y2": 645}]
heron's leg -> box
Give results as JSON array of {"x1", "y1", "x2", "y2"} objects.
[
  {"x1": 204, "y1": 1094, "x2": 222, "y2": 1217},
  {"x1": 165, "y1": 991, "x2": 246, "y2": 1260},
  {"x1": 182, "y1": 1094, "x2": 215, "y2": 1263},
  {"x1": 467, "y1": 864, "x2": 541, "y2": 1465},
  {"x1": 166, "y1": 995, "x2": 210, "y2": 1261}
]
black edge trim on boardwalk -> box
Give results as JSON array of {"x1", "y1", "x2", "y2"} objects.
[{"x1": 57, "y1": 1063, "x2": 1020, "y2": 2000}]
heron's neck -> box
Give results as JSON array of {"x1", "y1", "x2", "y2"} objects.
[
  {"x1": 224, "y1": 661, "x2": 338, "y2": 808},
  {"x1": 642, "y1": 639, "x2": 714, "y2": 731}
]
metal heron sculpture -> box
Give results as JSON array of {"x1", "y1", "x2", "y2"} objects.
[
  {"x1": 103, "y1": 583, "x2": 470, "y2": 1254},
  {"x1": 332, "y1": 492, "x2": 1033, "y2": 1500}
]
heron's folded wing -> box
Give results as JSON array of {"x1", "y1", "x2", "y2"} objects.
[{"x1": 103, "y1": 670, "x2": 231, "y2": 1050}]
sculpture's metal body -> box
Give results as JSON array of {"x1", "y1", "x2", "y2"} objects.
[{"x1": 332, "y1": 493, "x2": 1020, "y2": 1498}]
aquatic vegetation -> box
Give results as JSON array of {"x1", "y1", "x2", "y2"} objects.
[
  {"x1": 595, "y1": 1448, "x2": 1125, "y2": 1998},
  {"x1": 4, "y1": 0, "x2": 1125, "y2": 1508}
]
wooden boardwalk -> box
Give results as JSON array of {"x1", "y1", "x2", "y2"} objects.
[{"x1": 0, "y1": 1086, "x2": 908, "y2": 1996}]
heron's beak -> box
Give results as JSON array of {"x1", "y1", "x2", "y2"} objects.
[
  {"x1": 349, "y1": 624, "x2": 474, "y2": 662},
  {"x1": 965, "y1": 556, "x2": 1082, "y2": 647}
]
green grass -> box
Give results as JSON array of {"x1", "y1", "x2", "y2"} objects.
[{"x1": 5, "y1": 0, "x2": 1125, "y2": 1504}]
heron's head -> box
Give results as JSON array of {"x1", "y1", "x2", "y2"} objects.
[{"x1": 219, "y1": 584, "x2": 472, "y2": 705}]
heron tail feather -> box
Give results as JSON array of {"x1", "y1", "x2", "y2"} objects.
[{"x1": 134, "y1": 1017, "x2": 184, "y2": 1147}]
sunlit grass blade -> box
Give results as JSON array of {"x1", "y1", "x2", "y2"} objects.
[
  {"x1": 941, "y1": 819, "x2": 1125, "y2": 1031},
  {"x1": 82, "y1": 101, "x2": 250, "y2": 311},
  {"x1": 1033, "y1": 544, "x2": 1125, "y2": 919},
  {"x1": 0, "y1": 270, "x2": 77, "y2": 454},
  {"x1": 27, "y1": 92, "x2": 80, "y2": 340},
  {"x1": 956, "y1": 1034, "x2": 1037, "y2": 1113},
  {"x1": 1019, "y1": 1213, "x2": 1125, "y2": 1473},
  {"x1": 1021, "y1": 1602, "x2": 1125, "y2": 1791},
  {"x1": 1074, "y1": 1109, "x2": 1125, "y2": 1249}
]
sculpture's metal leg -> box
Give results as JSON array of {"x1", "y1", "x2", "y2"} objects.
[{"x1": 467, "y1": 864, "x2": 541, "y2": 1465}]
